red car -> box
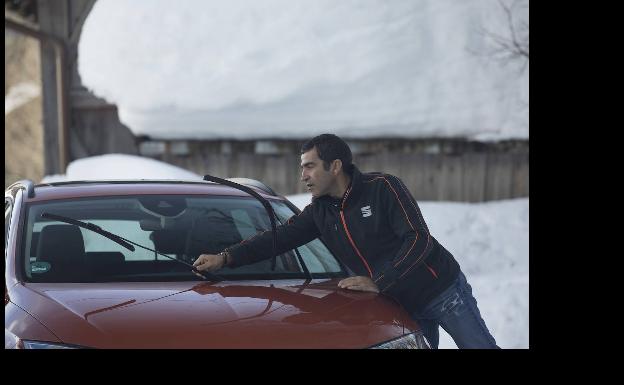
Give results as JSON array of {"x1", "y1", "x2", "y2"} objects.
[{"x1": 5, "y1": 178, "x2": 428, "y2": 349}]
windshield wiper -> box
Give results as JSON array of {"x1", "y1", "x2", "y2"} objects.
[
  {"x1": 203, "y1": 175, "x2": 279, "y2": 270},
  {"x1": 41, "y1": 212, "x2": 135, "y2": 251},
  {"x1": 40, "y1": 212, "x2": 222, "y2": 281},
  {"x1": 200, "y1": 198, "x2": 311, "y2": 278},
  {"x1": 202, "y1": 176, "x2": 313, "y2": 277}
]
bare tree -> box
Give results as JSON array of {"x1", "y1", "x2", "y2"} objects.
[{"x1": 473, "y1": 0, "x2": 529, "y2": 73}]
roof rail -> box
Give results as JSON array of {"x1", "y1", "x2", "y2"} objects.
[
  {"x1": 226, "y1": 178, "x2": 278, "y2": 196},
  {"x1": 13, "y1": 178, "x2": 278, "y2": 197},
  {"x1": 7, "y1": 179, "x2": 35, "y2": 198},
  {"x1": 37, "y1": 179, "x2": 207, "y2": 187}
]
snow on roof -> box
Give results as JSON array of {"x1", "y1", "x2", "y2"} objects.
[
  {"x1": 78, "y1": 0, "x2": 528, "y2": 141},
  {"x1": 40, "y1": 154, "x2": 203, "y2": 183}
]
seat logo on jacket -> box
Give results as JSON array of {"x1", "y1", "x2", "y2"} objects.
[{"x1": 361, "y1": 205, "x2": 372, "y2": 218}]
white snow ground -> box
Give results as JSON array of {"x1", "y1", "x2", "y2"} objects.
[{"x1": 43, "y1": 155, "x2": 529, "y2": 349}]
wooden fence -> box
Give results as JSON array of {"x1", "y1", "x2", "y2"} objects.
[{"x1": 162, "y1": 151, "x2": 528, "y2": 202}]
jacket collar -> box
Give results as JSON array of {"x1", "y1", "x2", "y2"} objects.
[
  {"x1": 343, "y1": 164, "x2": 364, "y2": 207},
  {"x1": 316, "y1": 164, "x2": 364, "y2": 208}
]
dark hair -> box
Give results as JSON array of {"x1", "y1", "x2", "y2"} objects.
[{"x1": 301, "y1": 134, "x2": 352, "y2": 172}]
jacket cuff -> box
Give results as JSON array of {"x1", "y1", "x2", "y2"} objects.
[{"x1": 224, "y1": 244, "x2": 246, "y2": 268}]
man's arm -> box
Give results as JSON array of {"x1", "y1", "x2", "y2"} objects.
[
  {"x1": 194, "y1": 204, "x2": 320, "y2": 272},
  {"x1": 372, "y1": 175, "x2": 436, "y2": 293}
]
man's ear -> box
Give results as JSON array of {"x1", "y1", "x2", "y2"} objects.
[{"x1": 332, "y1": 159, "x2": 343, "y2": 175}]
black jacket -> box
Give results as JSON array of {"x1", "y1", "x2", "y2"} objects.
[{"x1": 227, "y1": 165, "x2": 460, "y2": 313}]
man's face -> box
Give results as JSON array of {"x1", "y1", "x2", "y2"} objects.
[{"x1": 300, "y1": 148, "x2": 336, "y2": 198}]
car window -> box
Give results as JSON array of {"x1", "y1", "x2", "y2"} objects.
[
  {"x1": 21, "y1": 195, "x2": 344, "y2": 283},
  {"x1": 271, "y1": 203, "x2": 342, "y2": 274},
  {"x1": 31, "y1": 220, "x2": 158, "y2": 261}
]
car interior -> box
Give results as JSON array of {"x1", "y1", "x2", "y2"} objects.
[{"x1": 24, "y1": 196, "x2": 312, "y2": 282}]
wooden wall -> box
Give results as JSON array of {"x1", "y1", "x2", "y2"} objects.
[{"x1": 149, "y1": 139, "x2": 528, "y2": 202}]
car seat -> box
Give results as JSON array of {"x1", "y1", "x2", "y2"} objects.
[{"x1": 36, "y1": 224, "x2": 86, "y2": 281}]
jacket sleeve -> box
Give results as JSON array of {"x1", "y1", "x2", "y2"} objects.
[
  {"x1": 373, "y1": 175, "x2": 436, "y2": 293},
  {"x1": 226, "y1": 203, "x2": 320, "y2": 268}
]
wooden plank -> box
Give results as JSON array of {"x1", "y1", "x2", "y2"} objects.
[
  {"x1": 188, "y1": 143, "x2": 205, "y2": 176},
  {"x1": 397, "y1": 153, "x2": 420, "y2": 201},
  {"x1": 485, "y1": 153, "x2": 513, "y2": 201},
  {"x1": 204, "y1": 154, "x2": 229, "y2": 179},
  {"x1": 462, "y1": 153, "x2": 487, "y2": 202},
  {"x1": 407, "y1": 154, "x2": 430, "y2": 201},
  {"x1": 511, "y1": 153, "x2": 529, "y2": 198},
  {"x1": 414, "y1": 154, "x2": 431, "y2": 202},
  {"x1": 421, "y1": 154, "x2": 440, "y2": 201},
  {"x1": 37, "y1": 0, "x2": 69, "y2": 175},
  {"x1": 285, "y1": 154, "x2": 305, "y2": 195},
  {"x1": 397, "y1": 153, "x2": 427, "y2": 202},
  {"x1": 264, "y1": 155, "x2": 288, "y2": 195},
  {"x1": 381, "y1": 152, "x2": 402, "y2": 178},
  {"x1": 353, "y1": 154, "x2": 374, "y2": 174},
  {"x1": 438, "y1": 154, "x2": 463, "y2": 201},
  {"x1": 38, "y1": 44, "x2": 60, "y2": 174}
]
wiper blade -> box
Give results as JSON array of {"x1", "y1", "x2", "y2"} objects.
[
  {"x1": 203, "y1": 175, "x2": 279, "y2": 270},
  {"x1": 41, "y1": 212, "x2": 135, "y2": 251},
  {"x1": 202, "y1": 177, "x2": 312, "y2": 277},
  {"x1": 40, "y1": 212, "x2": 222, "y2": 282}
]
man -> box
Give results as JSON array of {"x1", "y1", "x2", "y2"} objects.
[{"x1": 194, "y1": 134, "x2": 499, "y2": 349}]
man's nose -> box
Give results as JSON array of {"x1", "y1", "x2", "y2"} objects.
[{"x1": 300, "y1": 169, "x2": 308, "y2": 182}]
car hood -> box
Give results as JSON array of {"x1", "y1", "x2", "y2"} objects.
[{"x1": 15, "y1": 279, "x2": 415, "y2": 348}]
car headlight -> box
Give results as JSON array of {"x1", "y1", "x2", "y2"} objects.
[
  {"x1": 5, "y1": 329, "x2": 20, "y2": 349},
  {"x1": 20, "y1": 340, "x2": 82, "y2": 349},
  {"x1": 369, "y1": 332, "x2": 430, "y2": 349},
  {"x1": 5, "y1": 330, "x2": 81, "y2": 349}
]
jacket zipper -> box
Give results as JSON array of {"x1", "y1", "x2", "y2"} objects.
[
  {"x1": 340, "y1": 211, "x2": 373, "y2": 278},
  {"x1": 339, "y1": 186, "x2": 373, "y2": 278}
]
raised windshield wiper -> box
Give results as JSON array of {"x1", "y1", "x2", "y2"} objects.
[
  {"x1": 40, "y1": 212, "x2": 222, "y2": 281},
  {"x1": 203, "y1": 176, "x2": 312, "y2": 278},
  {"x1": 203, "y1": 175, "x2": 280, "y2": 270}
]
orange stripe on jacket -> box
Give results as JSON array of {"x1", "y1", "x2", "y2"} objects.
[{"x1": 364, "y1": 176, "x2": 431, "y2": 283}]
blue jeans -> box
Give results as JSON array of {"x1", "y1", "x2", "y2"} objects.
[{"x1": 411, "y1": 271, "x2": 500, "y2": 349}]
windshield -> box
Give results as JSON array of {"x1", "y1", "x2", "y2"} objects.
[{"x1": 21, "y1": 195, "x2": 345, "y2": 283}]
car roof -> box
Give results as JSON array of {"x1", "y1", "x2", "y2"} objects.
[{"x1": 23, "y1": 180, "x2": 284, "y2": 203}]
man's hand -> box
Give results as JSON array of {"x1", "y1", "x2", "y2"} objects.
[
  {"x1": 193, "y1": 254, "x2": 226, "y2": 273},
  {"x1": 337, "y1": 276, "x2": 380, "y2": 293}
]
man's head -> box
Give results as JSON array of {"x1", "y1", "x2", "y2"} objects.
[{"x1": 300, "y1": 134, "x2": 353, "y2": 198}]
